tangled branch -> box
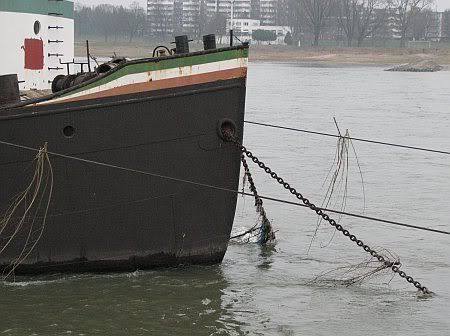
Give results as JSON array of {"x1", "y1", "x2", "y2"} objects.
[
  {"x1": 308, "y1": 118, "x2": 365, "y2": 252},
  {"x1": 307, "y1": 248, "x2": 401, "y2": 287}
]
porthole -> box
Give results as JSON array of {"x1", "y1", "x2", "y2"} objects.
[
  {"x1": 63, "y1": 126, "x2": 75, "y2": 138},
  {"x1": 33, "y1": 21, "x2": 41, "y2": 35}
]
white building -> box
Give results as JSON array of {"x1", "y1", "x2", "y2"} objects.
[
  {"x1": 206, "y1": 0, "x2": 252, "y2": 18},
  {"x1": 147, "y1": 0, "x2": 176, "y2": 34},
  {"x1": 0, "y1": 0, "x2": 74, "y2": 90},
  {"x1": 226, "y1": 18, "x2": 290, "y2": 44},
  {"x1": 148, "y1": 0, "x2": 207, "y2": 34}
]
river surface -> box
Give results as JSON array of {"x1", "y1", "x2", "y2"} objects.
[{"x1": 1, "y1": 63, "x2": 450, "y2": 335}]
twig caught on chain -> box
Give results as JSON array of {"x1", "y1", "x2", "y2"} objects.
[{"x1": 308, "y1": 118, "x2": 366, "y2": 253}]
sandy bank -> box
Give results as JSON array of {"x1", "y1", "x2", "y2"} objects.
[
  {"x1": 248, "y1": 46, "x2": 450, "y2": 65},
  {"x1": 75, "y1": 41, "x2": 450, "y2": 65}
]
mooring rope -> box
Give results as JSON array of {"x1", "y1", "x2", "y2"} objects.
[
  {"x1": 0, "y1": 139, "x2": 448, "y2": 236},
  {"x1": 244, "y1": 120, "x2": 450, "y2": 156}
]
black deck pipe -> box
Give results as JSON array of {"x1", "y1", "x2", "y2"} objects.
[
  {"x1": 0, "y1": 74, "x2": 20, "y2": 106},
  {"x1": 175, "y1": 35, "x2": 190, "y2": 54},
  {"x1": 203, "y1": 34, "x2": 216, "y2": 50}
]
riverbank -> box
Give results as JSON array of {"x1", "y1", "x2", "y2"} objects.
[
  {"x1": 248, "y1": 46, "x2": 450, "y2": 65},
  {"x1": 75, "y1": 40, "x2": 450, "y2": 65}
]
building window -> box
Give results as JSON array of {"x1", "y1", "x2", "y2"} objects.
[{"x1": 244, "y1": 22, "x2": 248, "y2": 26}]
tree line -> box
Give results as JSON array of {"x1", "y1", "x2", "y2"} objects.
[
  {"x1": 282, "y1": 0, "x2": 443, "y2": 47},
  {"x1": 75, "y1": 0, "x2": 450, "y2": 47},
  {"x1": 74, "y1": 2, "x2": 146, "y2": 42}
]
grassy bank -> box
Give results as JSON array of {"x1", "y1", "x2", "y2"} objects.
[{"x1": 75, "y1": 40, "x2": 450, "y2": 65}]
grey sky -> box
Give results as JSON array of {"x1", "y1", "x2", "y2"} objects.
[{"x1": 76, "y1": 0, "x2": 450, "y2": 11}]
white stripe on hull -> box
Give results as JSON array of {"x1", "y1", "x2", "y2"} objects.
[{"x1": 43, "y1": 57, "x2": 248, "y2": 104}]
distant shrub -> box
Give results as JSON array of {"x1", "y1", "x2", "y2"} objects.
[
  {"x1": 252, "y1": 30, "x2": 277, "y2": 42},
  {"x1": 284, "y1": 31, "x2": 293, "y2": 45}
]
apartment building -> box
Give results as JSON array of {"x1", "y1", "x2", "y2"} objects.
[
  {"x1": 147, "y1": 0, "x2": 176, "y2": 34},
  {"x1": 147, "y1": 0, "x2": 278, "y2": 35},
  {"x1": 259, "y1": 0, "x2": 276, "y2": 25},
  {"x1": 205, "y1": 0, "x2": 252, "y2": 18}
]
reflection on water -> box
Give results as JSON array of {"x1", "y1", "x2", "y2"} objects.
[
  {"x1": 1, "y1": 267, "x2": 246, "y2": 335},
  {"x1": 257, "y1": 246, "x2": 276, "y2": 271},
  {"x1": 1, "y1": 63, "x2": 450, "y2": 335}
]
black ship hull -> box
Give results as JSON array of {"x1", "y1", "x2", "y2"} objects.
[{"x1": 0, "y1": 78, "x2": 245, "y2": 274}]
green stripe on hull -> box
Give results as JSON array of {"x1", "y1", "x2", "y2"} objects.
[
  {"x1": 0, "y1": 0, "x2": 73, "y2": 19},
  {"x1": 65, "y1": 48, "x2": 249, "y2": 97}
]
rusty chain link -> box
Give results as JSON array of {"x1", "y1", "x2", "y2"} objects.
[{"x1": 223, "y1": 131, "x2": 431, "y2": 294}]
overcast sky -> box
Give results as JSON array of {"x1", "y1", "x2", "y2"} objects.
[{"x1": 76, "y1": 0, "x2": 450, "y2": 12}]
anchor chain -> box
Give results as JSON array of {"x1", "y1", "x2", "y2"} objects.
[
  {"x1": 240, "y1": 154, "x2": 275, "y2": 245},
  {"x1": 223, "y1": 131, "x2": 431, "y2": 294}
]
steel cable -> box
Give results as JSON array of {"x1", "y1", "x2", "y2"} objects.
[
  {"x1": 0, "y1": 139, "x2": 448, "y2": 236},
  {"x1": 244, "y1": 120, "x2": 450, "y2": 156}
]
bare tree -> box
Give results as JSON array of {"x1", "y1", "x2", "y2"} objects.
[
  {"x1": 75, "y1": 3, "x2": 151, "y2": 41},
  {"x1": 409, "y1": 8, "x2": 434, "y2": 40},
  {"x1": 125, "y1": 2, "x2": 146, "y2": 42},
  {"x1": 276, "y1": 0, "x2": 290, "y2": 26},
  {"x1": 336, "y1": 0, "x2": 358, "y2": 46},
  {"x1": 74, "y1": 5, "x2": 93, "y2": 38},
  {"x1": 286, "y1": 0, "x2": 303, "y2": 44},
  {"x1": 206, "y1": 13, "x2": 227, "y2": 42},
  {"x1": 93, "y1": 4, "x2": 116, "y2": 42},
  {"x1": 336, "y1": 0, "x2": 388, "y2": 47},
  {"x1": 443, "y1": 10, "x2": 450, "y2": 41},
  {"x1": 355, "y1": 0, "x2": 388, "y2": 46},
  {"x1": 300, "y1": 0, "x2": 333, "y2": 46},
  {"x1": 391, "y1": 0, "x2": 434, "y2": 47},
  {"x1": 192, "y1": 0, "x2": 209, "y2": 38}
]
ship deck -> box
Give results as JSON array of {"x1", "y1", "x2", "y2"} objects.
[{"x1": 20, "y1": 89, "x2": 52, "y2": 100}]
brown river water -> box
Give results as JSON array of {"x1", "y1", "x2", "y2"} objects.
[{"x1": 1, "y1": 62, "x2": 449, "y2": 335}]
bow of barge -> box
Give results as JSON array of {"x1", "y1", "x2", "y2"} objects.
[{"x1": 0, "y1": 45, "x2": 248, "y2": 274}]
